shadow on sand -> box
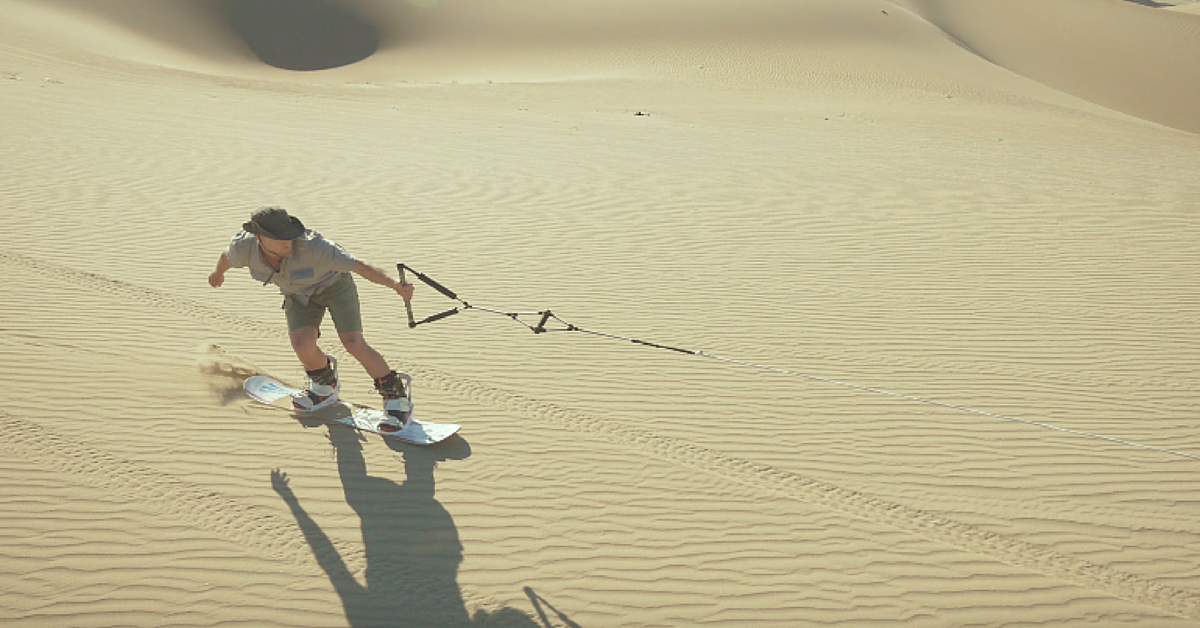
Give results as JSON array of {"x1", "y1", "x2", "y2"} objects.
[
  {"x1": 217, "y1": 0, "x2": 380, "y2": 70},
  {"x1": 272, "y1": 424, "x2": 553, "y2": 627}
]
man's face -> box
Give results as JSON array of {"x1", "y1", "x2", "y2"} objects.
[{"x1": 257, "y1": 235, "x2": 293, "y2": 258}]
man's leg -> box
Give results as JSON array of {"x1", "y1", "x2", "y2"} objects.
[
  {"x1": 290, "y1": 326, "x2": 329, "y2": 371},
  {"x1": 322, "y1": 274, "x2": 390, "y2": 379},
  {"x1": 285, "y1": 292, "x2": 332, "y2": 372},
  {"x1": 341, "y1": 331, "x2": 411, "y2": 428},
  {"x1": 289, "y1": 325, "x2": 339, "y2": 411},
  {"x1": 324, "y1": 274, "x2": 410, "y2": 427},
  {"x1": 339, "y1": 331, "x2": 390, "y2": 379}
]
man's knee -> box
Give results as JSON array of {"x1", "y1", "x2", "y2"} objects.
[
  {"x1": 290, "y1": 327, "x2": 320, "y2": 351},
  {"x1": 340, "y1": 332, "x2": 370, "y2": 355}
]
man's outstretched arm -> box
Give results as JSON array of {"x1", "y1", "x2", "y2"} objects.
[{"x1": 209, "y1": 252, "x2": 232, "y2": 287}]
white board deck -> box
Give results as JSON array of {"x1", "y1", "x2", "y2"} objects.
[{"x1": 243, "y1": 374, "x2": 461, "y2": 446}]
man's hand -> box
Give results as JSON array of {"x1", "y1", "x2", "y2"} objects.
[
  {"x1": 208, "y1": 271, "x2": 225, "y2": 287},
  {"x1": 394, "y1": 280, "x2": 414, "y2": 302}
]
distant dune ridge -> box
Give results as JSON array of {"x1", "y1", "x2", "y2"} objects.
[
  {"x1": 9, "y1": 0, "x2": 1200, "y2": 132},
  {"x1": 2, "y1": 0, "x2": 1199, "y2": 627}
]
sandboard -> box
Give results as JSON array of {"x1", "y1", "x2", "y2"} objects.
[{"x1": 244, "y1": 374, "x2": 460, "y2": 446}]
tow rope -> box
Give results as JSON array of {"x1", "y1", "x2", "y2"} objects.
[{"x1": 396, "y1": 263, "x2": 1199, "y2": 462}]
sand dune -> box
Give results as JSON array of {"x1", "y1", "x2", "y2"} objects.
[
  {"x1": 897, "y1": 0, "x2": 1200, "y2": 133},
  {"x1": 2, "y1": 0, "x2": 1199, "y2": 626}
]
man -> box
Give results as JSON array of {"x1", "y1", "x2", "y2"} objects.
[{"x1": 209, "y1": 206, "x2": 415, "y2": 432}]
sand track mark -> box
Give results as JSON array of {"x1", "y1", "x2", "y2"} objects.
[
  {"x1": 0, "y1": 251, "x2": 281, "y2": 338},
  {"x1": 0, "y1": 409, "x2": 502, "y2": 616},
  {"x1": 405, "y1": 372, "x2": 1200, "y2": 619},
  {"x1": 0, "y1": 410, "x2": 354, "y2": 571},
  {"x1": 3, "y1": 251, "x2": 1197, "y2": 618}
]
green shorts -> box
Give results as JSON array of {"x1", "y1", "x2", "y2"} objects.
[{"x1": 284, "y1": 273, "x2": 363, "y2": 334}]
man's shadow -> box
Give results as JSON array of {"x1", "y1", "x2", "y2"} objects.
[{"x1": 272, "y1": 425, "x2": 544, "y2": 627}]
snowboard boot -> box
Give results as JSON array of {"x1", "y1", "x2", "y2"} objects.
[
  {"x1": 293, "y1": 355, "x2": 340, "y2": 412},
  {"x1": 374, "y1": 370, "x2": 412, "y2": 433}
]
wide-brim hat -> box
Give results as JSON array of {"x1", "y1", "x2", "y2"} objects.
[{"x1": 243, "y1": 206, "x2": 306, "y2": 240}]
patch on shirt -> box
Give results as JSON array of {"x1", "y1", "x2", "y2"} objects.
[{"x1": 289, "y1": 267, "x2": 316, "y2": 281}]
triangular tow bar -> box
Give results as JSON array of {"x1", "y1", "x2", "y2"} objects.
[{"x1": 396, "y1": 262, "x2": 696, "y2": 352}]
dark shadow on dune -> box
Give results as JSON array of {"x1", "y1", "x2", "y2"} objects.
[
  {"x1": 218, "y1": 0, "x2": 379, "y2": 70},
  {"x1": 30, "y1": 0, "x2": 421, "y2": 71},
  {"x1": 1122, "y1": 0, "x2": 1172, "y2": 6},
  {"x1": 272, "y1": 425, "x2": 546, "y2": 627}
]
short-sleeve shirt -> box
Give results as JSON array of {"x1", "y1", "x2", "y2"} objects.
[{"x1": 226, "y1": 230, "x2": 357, "y2": 305}]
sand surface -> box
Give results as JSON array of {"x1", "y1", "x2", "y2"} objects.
[{"x1": 2, "y1": 1, "x2": 1199, "y2": 626}]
